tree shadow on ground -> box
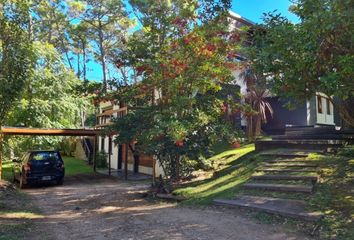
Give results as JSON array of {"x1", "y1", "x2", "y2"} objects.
[{"x1": 175, "y1": 150, "x2": 267, "y2": 205}]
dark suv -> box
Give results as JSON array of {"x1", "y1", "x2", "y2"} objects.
[{"x1": 13, "y1": 150, "x2": 65, "y2": 188}]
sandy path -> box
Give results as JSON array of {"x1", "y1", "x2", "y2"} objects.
[{"x1": 24, "y1": 176, "x2": 311, "y2": 240}]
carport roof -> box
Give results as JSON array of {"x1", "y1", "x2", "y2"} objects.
[{"x1": 0, "y1": 126, "x2": 100, "y2": 136}]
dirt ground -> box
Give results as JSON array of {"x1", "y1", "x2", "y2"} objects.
[{"x1": 22, "y1": 175, "x2": 312, "y2": 240}]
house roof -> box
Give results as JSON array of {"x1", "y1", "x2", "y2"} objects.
[{"x1": 228, "y1": 10, "x2": 255, "y2": 26}]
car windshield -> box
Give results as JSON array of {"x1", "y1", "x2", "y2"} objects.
[{"x1": 31, "y1": 152, "x2": 61, "y2": 162}]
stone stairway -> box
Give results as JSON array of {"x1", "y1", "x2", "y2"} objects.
[
  {"x1": 255, "y1": 126, "x2": 353, "y2": 151},
  {"x1": 213, "y1": 150, "x2": 323, "y2": 222}
]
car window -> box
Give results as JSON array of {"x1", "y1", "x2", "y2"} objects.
[{"x1": 30, "y1": 152, "x2": 61, "y2": 162}]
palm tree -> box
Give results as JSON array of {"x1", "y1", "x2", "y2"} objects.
[
  {"x1": 246, "y1": 88, "x2": 273, "y2": 139},
  {"x1": 241, "y1": 67, "x2": 273, "y2": 140}
]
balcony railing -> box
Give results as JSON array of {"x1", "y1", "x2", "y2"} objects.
[{"x1": 95, "y1": 107, "x2": 128, "y2": 128}]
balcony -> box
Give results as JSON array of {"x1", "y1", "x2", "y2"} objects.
[{"x1": 95, "y1": 107, "x2": 128, "y2": 128}]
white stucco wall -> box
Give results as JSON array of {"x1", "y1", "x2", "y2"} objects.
[{"x1": 232, "y1": 69, "x2": 247, "y2": 126}]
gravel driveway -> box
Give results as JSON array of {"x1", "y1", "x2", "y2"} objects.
[{"x1": 24, "y1": 175, "x2": 311, "y2": 240}]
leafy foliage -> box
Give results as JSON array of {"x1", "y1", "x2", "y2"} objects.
[
  {"x1": 110, "y1": 0, "x2": 243, "y2": 180},
  {"x1": 73, "y1": 0, "x2": 135, "y2": 91},
  {"x1": 247, "y1": 0, "x2": 354, "y2": 126},
  {"x1": 95, "y1": 150, "x2": 108, "y2": 168},
  {"x1": 0, "y1": 2, "x2": 94, "y2": 159},
  {"x1": 0, "y1": 0, "x2": 34, "y2": 126},
  {"x1": 3, "y1": 42, "x2": 89, "y2": 155},
  {"x1": 0, "y1": 0, "x2": 34, "y2": 179},
  {"x1": 6, "y1": 42, "x2": 84, "y2": 129}
]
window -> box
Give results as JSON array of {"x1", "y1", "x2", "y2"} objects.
[
  {"x1": 326, "y1": 98, "x2": 331, "y2": 115},
  {"x1": 317, "y1": 95, "x2": 323, "y2": 114},
  {"x1": 32, "y1": 152, "x2": 59, "y2": 161},
  {"x1": 30, "y1": 152, "x2": 61, "y2": 164}
]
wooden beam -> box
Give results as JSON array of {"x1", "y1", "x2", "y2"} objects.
[
  {"x1": 96, "y1": 107, "x2": 128, "y2": 117},
  {"x1": 0, "y1": 134, "x2": 3, "y2": 180},
  {"x1": 124, "y1": 143, "x2": 128, "y2": 180},
  {"x1": 152, "y1": 156, "x2": 156, "y2": 186},
  {"x1": 0, "y1": 127, "x2": 99, "y2": 136},
  {"x1": 93, "y1": 136, "x2": 97, "y2": 172},
  {"x1": 108, "y1": 137, "x2": 112, "y2": 176}
]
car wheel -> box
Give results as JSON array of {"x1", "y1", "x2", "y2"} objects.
[{"x1": 57, "y1": 178, "x2": 64, "y2": 185}]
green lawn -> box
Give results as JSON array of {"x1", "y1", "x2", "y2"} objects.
[
  {"x1": 1, "y1": 156, "x2": 93, "y2": 181},
  {"x1": 62, "y1": 156, "x2": 93, "y2": 176},
  {"x1": 2, "y1": 161, "x2": 14, "y2": 182}
]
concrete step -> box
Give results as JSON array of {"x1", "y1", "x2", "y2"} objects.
[
  {"x1": 272, "y1": 134, "x2": 354, "y2": 141},
  {"x1": 213, "y1": 196, "x2": 322, "y2": 222},
  {"x1": 265, "y1": 159, "x2": 314, "y2": 163},
  {"x1": 258, "y1": 168, "x2": 318, "y2": 173},
  {"x1": 243, "y1": 183, "x2": 313, "y2": 193},
  {"x1": 285, "y1": 125, "x2": 336, "y2": 134},
  {"x1": 261, "y1": 163, "x2": 318, "y2": 168},
  {"x1": 255, "y1": 139, "x2": 346, "y2": 151},
  {"x1": 251, "y1": 174, "x2": 318, "y2": 182},
  {"x1": 260, "y1": 153, "x2": 309, "y2": 158}
]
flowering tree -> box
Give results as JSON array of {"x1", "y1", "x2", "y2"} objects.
[{"x1": 109, "y1": 0, "x2": 244, "y2": 181}]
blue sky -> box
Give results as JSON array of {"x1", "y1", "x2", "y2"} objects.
[
  {"x1": 231, "y1": 0, "x2": 299, "y2": 23},
  {"x1": 85, "y1": 0, "x2": 297, "y2": 81}
]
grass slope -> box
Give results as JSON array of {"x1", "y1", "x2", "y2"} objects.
[
  {"x1": 306, "y1": 148, "x2": 354, "y2": 239},
  {"x1": 174, "y1": 144, "x2": 259, "y2": 205},
  {"x1": 174, "y1": 145, "x2": 354, "y2": 239}
]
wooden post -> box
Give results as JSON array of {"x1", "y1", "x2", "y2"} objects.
[
  {"x1": 124, "y1": 143, "x2": 128, "y2": 180},
  {"x1": 152, "y1": 156, "x2": 156, "y2": 186},
  {"x1": 108, "y1": 137, "x2": 112, "y2": 176},
  {"x1": 0, "y1": 134, "x2": 3, "y2": 180},
  {"x1": 93, "y1": 136, "x2": 97, "y2": 172}
]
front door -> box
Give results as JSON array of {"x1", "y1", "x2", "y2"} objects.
[{"x1": 316, "y1": 93, "x2": 334, "y2": 125}]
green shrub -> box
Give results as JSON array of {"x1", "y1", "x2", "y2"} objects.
[
  {"x1": 95, "y1": 151, "x2": 108, "y2": 168},
  {"x1": 338, "y1": 145, "x2": 354, "y2": 157}
]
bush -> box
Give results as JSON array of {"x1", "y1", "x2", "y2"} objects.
[
  {"x1": 338, "y1": 145, "x2": 354, "y2": 157},
  {"x1": 60, "y1": 138, "x2": 77, "y2": 156},
  {"x1": 95, "y1": 151, "x2": 108, "y2": 168}
]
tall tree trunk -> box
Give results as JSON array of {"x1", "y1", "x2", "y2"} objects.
[
  {"x1": 0, "y1": 134, "x2": 3, "y2": 180},
  {"x1": 82, "y1": 42, "x2": 87, "y2": 83},
  {"x1": 246, "y1": 116, "x2": 254, "y2": 141},
  {"x1": 98, "y1": 22, "x2": 107, "y2": 92},
  {"x1": 28, "y1": 12, "x2": 33, "y2": 41},
  {"x1": 63, "y1": 42, "x2": 73, "y2": 70},
  {"x1": 76, "y1": 53, "x2": 81, "y2": 79},
  {"x1": 254, "y1": 114, "x2": 262, "y2": 138}
]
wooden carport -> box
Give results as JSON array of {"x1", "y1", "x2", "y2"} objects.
[{"x1": 0, "y1": 126, "x2": 100, "y2": 180}]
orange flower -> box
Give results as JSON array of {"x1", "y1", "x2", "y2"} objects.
[{"x1": 175, "y1": 140, "x2": 184, "y2": 147}]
